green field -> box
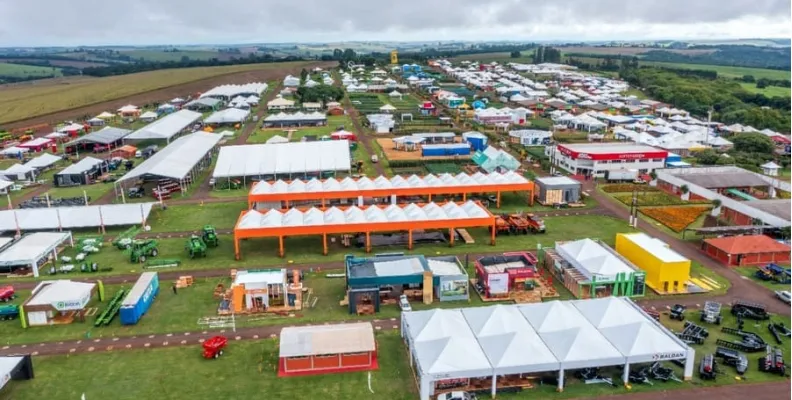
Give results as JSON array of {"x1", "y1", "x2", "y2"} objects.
[
  {"x1": 0, "y1": 62, "x2": 62, "y2": 78},
  {"x1": 738, "y1": 82, "x2": 791, "y2": 97},
  {"x1": 639, "y1": 61, "x2": 791, "y2": 80},
  {"x1": 450, "y1": 52, "x2": 534, "y2": 64}
]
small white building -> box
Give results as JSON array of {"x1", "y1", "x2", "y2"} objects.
[
  {"x1": 761, "y1": 161, "x2": 781, "y2": 177},
  {"x1": 267, "y1": 97, "x2": 296, "y2": 111}
]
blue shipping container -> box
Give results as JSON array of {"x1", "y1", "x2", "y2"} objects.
[
  {"x1": 422, "y1": 144, "x2": 471, "y2": 157},
  {"x1": 466, "y1": 137, "x2": 487, "y2": 152},
  {"x1": 119, "y1": 272, "x2": 159, "y2": 325}
]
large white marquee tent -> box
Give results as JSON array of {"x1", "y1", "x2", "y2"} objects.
[
  {"x1": 402, "y1": 297, "x2": 694, "y2": 400},
  {"x1": 0, "y1": 203, "x2": 155, "y2": 233},
  {"x1": 213, "y1": 141, "x2": 352, "y2": 181},
  {"x1": 125, "y1": 109, "x2": 202, "y2": 142}
]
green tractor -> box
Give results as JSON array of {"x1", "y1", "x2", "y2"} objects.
[
  {"x1": 128, "y1": 240, "x2": 159, "y2": 263},
  {"x1": 185, "y1": 235, "x2": 207, "y2": 258},
  {"x1": 202, "y1": 225, "x2": 219, "y2": 247}
]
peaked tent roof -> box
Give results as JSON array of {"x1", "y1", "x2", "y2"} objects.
[
  {"x1": 24, "y1": 153, "x2": 61, "y2": 170},
  {"x1": 57, "y1": 156, "x2": 104, "y2": 175},
  {"x1": 704, "y1": 235, "x2": 790, "y2": 255},
  {"x1": 118, "y1": 132, "x2": 222, "y2": 182},
  {"x1": 126, "y1": 109, "x2": 202, "y2": 141}
]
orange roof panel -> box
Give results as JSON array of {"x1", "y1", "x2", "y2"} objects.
[{"x1": 704, "y1": 235, "x2": 791, "y2": 255}]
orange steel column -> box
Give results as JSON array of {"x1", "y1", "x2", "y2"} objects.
[
  {"x1": 463, "y1": 193, "x2": 467, "y2": 201},
  {"x1": 490, "y1": 222, "x2": 496, "y2": 245},
  {"x1": 408, "y1": 230, "x2": 413, "y2": 250},
  {"x1": 449, "y1": 228, "x2": 455, "y2": 247},
  {"x1": 428, "y1": 194, "x2": 432, "y2": 202},
  {"x1": 322, "y1": 233, "x2": 328, "y2": 255},
  {"x1": 234, "y1": 236, "x2": 241, "y2": 260},
  {"x1": 365, "y1": 232, "x2": 371, "y2": 253},
  {"x1": 321, "y1": 198, "x2": 326, "y2": 208},
  {"x1": 278, "y1": 236, "x2": 285, "y2": 257},
  {"x1": 496, "y1": 191, "x2": 501, "y2": 208},
  {"x1": 529, "y1": 186, "x2": 535, "y2": 206}
]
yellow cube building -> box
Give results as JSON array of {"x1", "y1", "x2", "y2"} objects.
[{"x1": 615, "y1": 233, "x2": 691, "y2": 294}]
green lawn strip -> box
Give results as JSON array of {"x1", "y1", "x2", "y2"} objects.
[
  {"x1": 637, "y1": 61, "x2": 791, "y2": 80},
  {"x1": 147, "y1": 201, "x2": 247, "y2": 232},
  {"x1": 738, "y1": 82, "x2": 791, "y2": 97},
  {"x1": 734, "y1": 266, "x2": 791, "y2": 292},
  {"x1": 2, "y1": 332, "x2": 416, "y2": 400},
  {"x1": 352, "y1": 144, "x2": 376, "y2": 176},
  {"x1": 43, "y1": 183, "x2": 114, "y2": 202},
  {"x1": 495, "y1": 191, "x2": 598, "y2": 214}
]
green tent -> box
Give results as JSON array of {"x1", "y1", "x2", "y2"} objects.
[{"x1": 473, "y1": 147, "x2": 520, "y2": 173}]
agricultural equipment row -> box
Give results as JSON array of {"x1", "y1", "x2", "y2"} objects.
[
  {"x1": 754, "y1": 263, "x2": 791, "y2": 284},
  {"x1": 94, "y1": 289, "x2": 127, "y2": 327},
  {"x1": 491, "y1": 213, "x2": 545, "y2": 235},
  {"x1": 19, "y1": 196, "x2": 89, "y2": 209}
]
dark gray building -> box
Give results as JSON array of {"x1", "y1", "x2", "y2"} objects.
[{"x1": 535, "y1": 176, "x2": 582, "y2": 204}]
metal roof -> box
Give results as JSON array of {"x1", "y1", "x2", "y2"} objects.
[
  {"x1": 126, "y1": 109, "x2": 202, "y2": 141},
  {"x1": 27, "y1": 280, "x2": 95, "y2": 306},
  {"x1": 204, "y1": 108, "x2": 250, "y2": 124},
  {"x1": 119, "y1": 132, "x2": 222, "y2": 182},
  {"x1": 24, "y1": 153, "x2": 61, "y2": 170},
  {"x1": 561, "y1": 143, "x2": 663, "y2": 154},
  {"x1": 744, "y1": 199, "x2": 791, "y2": 221},
  {"x1": 64, "y1": 126, "x2": 132, "y2": 146},
  {"x1": 57, "y1": 157, "x2": 104, "y2": 176},
  {"x1": 0, "y1": 203, "x2": 155, "y2": 232},
  {"x1": 675, "y1": 171, "x2": 768, "y2": 189},
  {"x1": 121, "y1": 272, "x2": 158, "y2": 307},
  {"x1": 279, "y1": 322, "x2": 375, "y2": 357},
  {"x1": 0, "y1": 232, "x2": 71, "y2": 266},
  {"x1": 535, "y1": 176, "x2": 580, "y2": 187},
  {"x1": 213, "y1": 141, "x2": 351, "y2": 178}
]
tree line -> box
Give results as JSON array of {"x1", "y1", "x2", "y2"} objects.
[
  {"x1": 640, "y1": 45, "x2": 791, "y2": 70},
  {"x1": 618, "y1": 65, "x2": 791, "y2": 132},
  {"x1": 80, "y1": 54, "x2": 303, "y2": 77}
]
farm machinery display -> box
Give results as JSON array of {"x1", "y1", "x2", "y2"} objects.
[
  {"x1": 574, "y1": 368, "x2": 614, "y2": 386},
  {"x1": 716, "y1": 327, "x2": 768, "y2": 352},
  {"x1": 731, "y1": 300, "x2": 770, "y2": 321},
  {"x1": 758, "y1": 347, "x2": 786, "y2": 376},
  {"x1": 18, "y1": 196, "x2": 89, "y2": 209},
  {"x1": 0, "y1": 304, "x2": 20, "y2": 321},
  {"x1": 700, "y1": 301, "x2": 723, "y2": 325},
  {"x1": 699, "y1": 354, "x2": 718, "y2": 380},
  {"x1": 152, "y1": 179, "x2": 182, "y2": 200},
  {"x1": 754, "y1": 263, "x2": 791, "y2": 284},
  {"x1": 669, "y1": 304, "x2": 686, "y2": 321},
  {"x1": 186, "y1": 235, "x2": 208, "y2": 258},
  {"x1": 94, "y1": 289, "x2": 127, "y2": 327},
  {"x1": 715, "y1": 346, "x2": 748, "y2": 375},
  {"x1": 128, "y1": 240, "x2": 159, "y2": 263},
  {"x1": 202, "y1": 335, "x2": 228, "y2": 359},
  {"x1": 112, "y1": 226, "x2": 141, "y2": 250},
  {"x1": 626, "y1": 362, "x2": 683, "y2": 386},
  {"x1": 676, "y1": 321, "x2": 709, "y2": 345},
  {"x1": 492, "y1": 213, "x2": 546, "y2": 235},
  {"x1": 0, "y1": 286, "x2": 16, "y2": 302},
  {"x1": 768, "y1": 322, "x2": 791, "y2": 345},
  {"x1": 202, "y1": 225, "x2": 219, "y2": 247}
]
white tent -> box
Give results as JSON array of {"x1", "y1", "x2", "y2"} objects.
[
  {"x1": 96, "y1": 111, "x2": 115, "y2": 119},
  {"x1": 0, "y1": 164, "x2": 35, "y2": 181},
  {"x1": 118, "y1": 132, "x2": 222, "y2": 186},
  {"x1": 204, "y1": 108, "x2": 250, "y2": 124},
  {"x1": 0, "y1": 232, "x2": 73, "y2": 277},
  {"x1": 125, "y1": 109, "x2": 202, "y2": 142},
  {"x1": 266, "y1": 135, "x2": 289, "y2": 144},
  {"x1": 24, "y1": 153, "x2": 62, "y2": 170},
  {"x1": 139, "y1": 111, "x2": 159, "y2": 122},
  {"x1": 556, "y1": 238, "x2": 636, "y2": 280},
  {"x1": 0, "y1": 203, "x2": 155, "y2": 233},
  {"x1": 213, "y1": 141, "x2": 352, "y2": 179}
]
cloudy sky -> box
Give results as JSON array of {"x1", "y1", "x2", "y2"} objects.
[{"x1": 0, "y1": 0, "x2": 789, "y2": 46}]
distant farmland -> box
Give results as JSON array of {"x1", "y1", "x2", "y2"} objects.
[
  {"x1": 560, "y1": 46, "x2": 716, "y2": 56},
  {"x1": 0, "y1": 62, "x2": 62, "y2": 78}
]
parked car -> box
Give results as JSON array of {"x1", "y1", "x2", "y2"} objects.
[
  {"x1": 398, "y1": 294, "x2": 412, "y2": 312},
  {"x1": 775, "y1": 290, "x2": 791, "y2": 304},
  {"x1": 371, "y1": 154, "x2": 379, "y2": 163}
]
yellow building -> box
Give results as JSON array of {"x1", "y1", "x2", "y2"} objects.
[
  {"x1": 615, "y1": 233, "x2": 690, "y2": 294},
  {"x1": 390, "y1": 50, "x2": 398, "y2": 65}
]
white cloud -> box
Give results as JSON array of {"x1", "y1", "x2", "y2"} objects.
[{"x1": 0, "y1": 0, "x2": 788, "y2": 46}]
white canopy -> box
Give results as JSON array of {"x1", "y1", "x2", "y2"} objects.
[
  {"x1": 24, "y1": 153, "x2": 61, "y2": 170},
  {"x1": 125, "y1": 109, "x2": 202, "y2": 141},
  {"x1": 96, "y1": 111, "x2": 115, "y2": 119},
  {"x1": 380, "y1": 104, "x2": 397, "y2": 111},
  {"x1": 57, "y1": 123, "x2": 84, "y2": 133},
  {"x1": 139, "y1": 111, "x2": 159, "y2": 120},
  {"x1": 0, "y1": 147, "x2": 28, "y2": 156},
  {"x1": 57, "y1": 156, "x2": 103, "y2": 176},
  {"x1": 0, "y1": 232, "x2": 72, "y2": 277},
  {"x1": 266, "y1": 135, "x2": 289, "y2": 144},
  {"x1": 119, "y1": 132, "x2": 222, "y2": 182},
  {"x1": 117, "y1": 105, "x2": 139, "y2": 113},
  {"x1": 251, "y1": 171, "x2": 528, "y2": 195},
  {"x1": 213, "y1": 141, "x2": 351, "y2": 178},
  {"x1": 0, "y1": 356, "x2": 23, "y2": 390},
  {"x1": 204, "y1": 108, "x2": 250, "y2": 124},
  {"x1": 556, "y1": 238, "x2": 636, "y2": 280},
  {"x1": 0, "y1": 203, "x2": 154, "y2": 232}
]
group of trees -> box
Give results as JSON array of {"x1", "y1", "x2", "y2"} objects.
[
  {"x1": 80, "y1": 53, "x2": 302, "y2": 77},
  {"x1": 740, "y1": 75, "x2": 791, "y2": 89},
  {"x1": 618, "y1": 66, "x2": 791, "y2": 132},
  {"x1": 693, "y1": 133, "x2": 786, "y2": 173},
  {"x1": 533, "y1": 46, "x2": 562, "y2": 64},
  {"x1": 639, "y1": 46, "x2": 791, "y2": 70},
  {"x1": 295, "y1": 85, "x2": 344, "y2": 104}
]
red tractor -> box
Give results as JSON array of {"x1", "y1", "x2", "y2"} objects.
[
  {"x1": 0, "y1": 286, "x2": 15, "y2": 302},
  {"x1": 202, "y1": 335, "x2": 228, "y2": 359}
]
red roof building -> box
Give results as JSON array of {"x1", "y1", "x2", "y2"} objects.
[
  {"x1": 702, "y1": 235, "x2": 791, "y2": 266},
  {"x1": 278, "y1": 322, "x2": 378, "y2": 377}
]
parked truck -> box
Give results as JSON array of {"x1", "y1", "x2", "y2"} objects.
[{"x1": 0, "y1": 286, "x2": 16, "y2": 302}]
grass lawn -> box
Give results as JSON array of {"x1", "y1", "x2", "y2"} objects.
[
  {"x1": 495, "y1": 191, "x2": 598, "y2": 214},
  {"x1": 0, "y1": 62, "x2": 62, "y2": 78},
  {"x1": 147, "y1": 201, "x2": 247, "y2": 232},
  {"x1": 738, "y1": 82, "x2": 791, "y2": 97},
  {"x1": 638, "y1": 61, "x2": 791, "y2": 80},
  {"x1": 734, "y1": 266, "x2": 791, "y2": 292},
  {"x1": 6, "y1": 310, "x2": 789, "y2": 400},
  {"x1": 246, "y1": 115, "x2": 356, "y2": 144},
  {"x1": 3, "y1": 332, "x2": 416, "y2": 400},
  {"x1": 43, "y1": 183, "x2": 114, "y2": 202}
]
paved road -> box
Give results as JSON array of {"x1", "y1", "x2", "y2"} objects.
[{"x1": 335, "y1": 72, "x2": 386, "y2": 177}]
